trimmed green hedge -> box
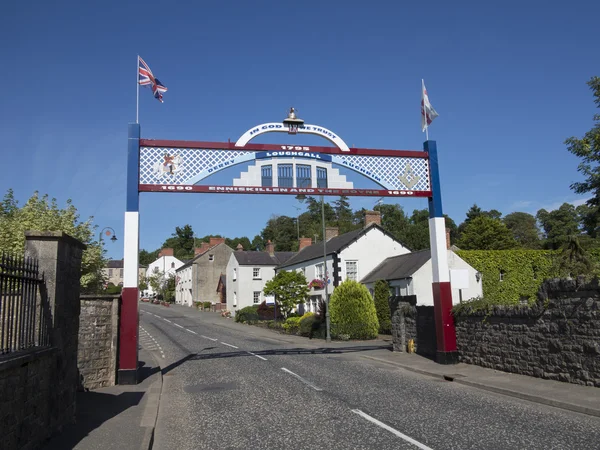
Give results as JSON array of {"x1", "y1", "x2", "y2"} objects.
[
  {"x1": 235, "y1": 305, "x2": 259, "y2": 323},
  {"x1": 329, "y1": 280, "x2": 379, "y2": 339}
]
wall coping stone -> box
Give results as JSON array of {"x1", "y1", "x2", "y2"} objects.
[
  {"x1": 81, "y1": 294, "x2": 121, "y2": 300},
  {"x1": 25, "y1": 230, "x2": 87, "y2": 250},
  {"x1": 0, "y1": 347, "x2": 57, "y2": 373}
]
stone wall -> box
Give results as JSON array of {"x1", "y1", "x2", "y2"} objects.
[
  {"x1": 455, "y1": 278, "x2": 600, "y2": 387},
  {"x1": 0, "y1": 232, "x2": 85, "y2": 450},
  {"x1": 78, "y1": 295, "x2": 120, "y2": 390},
  {"x1": 390, "y1": 295, "x2": 437, "y2": 357}
]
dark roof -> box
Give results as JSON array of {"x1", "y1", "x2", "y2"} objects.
[
  {"x1": 278, "y1": 224, "x2": 404, "y2": 269},
  {"x1": 360, "y1": 250, "x2": 431, "y2": 284},
  {"x1": 233, "y1": 251, "x2": 296, "y2": 266},
  {"x1": 105, "y1": 259, "x2": 147, "y2": 269}
]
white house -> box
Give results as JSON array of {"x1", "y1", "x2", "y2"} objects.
[
  {"x1": 275, "y1": 211, "x2": 410, "y2": 313},
  {"x1": 360, "y1": 248, "x2": 483, "y2": 305},
  {"x1": 225, "y1": 241, "x2": 295, "y2": 315},
  {"x1": 145, "y1": 248, "x2": 185, "y2": 298},
  {"x1": 175, "y1": 262, "x2": 194, "y2": 306}
]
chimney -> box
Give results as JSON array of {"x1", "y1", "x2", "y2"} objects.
[
  {"x1": 364, "y1": 210, "x2": 381, "y2": 228},
  {"x1": 209, "y1": 237, "x2": 226, "y2": 247},
  {"x1": 299, "y1": 237, "x2": 312, "y2": 251},
  {"x1": 325, "y1": 227, "x2": 339, "y2": 241},
  {"x1": 265, "y1": 240, "x2": 275, "y2": 256},
  {"x1": 446, "y1": 228, "x2": 451, "y2": 250},
  {"x1": 158, "y1": 248, "x2": 174, "y2": 257},
  {"x1": 194, "y1": 247, "x2": 203, "y2": 256},
  {"x1": 236, "y1": 243, "x2": 244, "y2": 251}
]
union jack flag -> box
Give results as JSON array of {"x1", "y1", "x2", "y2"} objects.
[{"x1": 139, "y1": 56, "x2": 168, "y2": 103}]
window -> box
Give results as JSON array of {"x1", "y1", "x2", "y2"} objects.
[
  {"x1": 153, "y1": 267, "x2": 159, "y2": 274},
  {"x1": 317, "y1": 167, "x2": 327, "y2": 188},
  {"x1": 171, "y1": 262, "x2": 175, "y2": 268},
  {"x1": 108, "y1": 269, "x2": 113, "y2": 277},
  {"x1": 261, "y1": 165, "x2": 273, "y2": 187},
  {"x1": 119, "y1": 269, "x2": 123, "y2": 278},
  {"x1": 253, "y1": 291, "x2": 261, "y2": 304},
  {"x1": 278, "y1": 164, "x2": 293, "y2": 187},
  {"x1": 500, "y1": 269, "x2": 506, "y2": 282},
  {"x1": 233, "y1": 291, "x2": 237, "y2": 306},
  {"x1": 233, "y1": 268, "x2": 237, "y2": 281},
  {"x1": 315, "y1": 263, "x2": 324, "y2": 280},
  {"x1": 346, "y1": 261, "x2": 358, "y2": 281},
  {"x1": 253, "y1": 268, "x2": 261, "y2": 279},
  {"x1": 209, "y1": 254, "x2": 214, "y2": 261},
  {"x1": 296, "y1": 164, "x2": 311, "y2": 188}
]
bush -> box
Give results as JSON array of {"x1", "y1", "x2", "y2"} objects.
[
  {"x1": 203, "y1": 301, "x2": 212, "y2": 310},
  {"x1": 329, "y1": 280, "x2": 379, "y2": 340},
  {"x1": 373, "y1": 280, "x2": 392, "y2": 334},
  {"x1": 282, "y1": 316, "x2": 301, "y2": 334},
  {"x1": 299, "y1": 312, "x2": 323, "y2": 337},
  {"x1": 235, "y1": 305, "x2": 259, "y2": 323},
  {"x1": 257, "y1": 301, "x2": 283, "y2": 320}
]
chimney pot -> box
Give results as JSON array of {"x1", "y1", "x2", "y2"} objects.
[
  {"x1": 266, "y1": 240, "x2": 275, "y2": 256},
  {"x1": 236, "y1": 243, "x2": 244, "y2": 251},
  {"x1": 325, "y1": 227, "x2": 339, "y2": 241}
]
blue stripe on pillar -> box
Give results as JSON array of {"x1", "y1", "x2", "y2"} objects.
[
  {"x1": 425, "y1": 140, "x2": 443, "y2": 218},
  {"x1": 127, "y1": 123, "x2": 140, "y2": 212}
]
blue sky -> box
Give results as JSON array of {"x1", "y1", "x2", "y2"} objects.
[{"x1": 1, "y1": 0, "x2": 599, "y2": 260}]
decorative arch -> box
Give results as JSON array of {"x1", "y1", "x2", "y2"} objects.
[{"x1": 235, "y1": 122, "x2": 351, "y2": 152}]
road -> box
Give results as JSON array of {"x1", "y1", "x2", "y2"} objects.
[{"x1": 139, "y1": 304, "x2": 600, "y2": 450}]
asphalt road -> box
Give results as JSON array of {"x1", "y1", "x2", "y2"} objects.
[{"x1": 140, "y1": 304, "x2": 600, "y2": 450}]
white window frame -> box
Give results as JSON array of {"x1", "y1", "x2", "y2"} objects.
[
  {"x1": 345, "y1": 260, "x2": 358, "y2": 281},
  {"x1": 253, "y1": 268, "x2": 261, "y2": 279},
  {"x1": 315, "y1": 263, "x2": 324, "y2": 280},
  {"x1": 233, "y1": 268, "x2": 237, "y2": 281},
  {"x1": 253, "y1": 291, "x2": 261, "y2": 304}
]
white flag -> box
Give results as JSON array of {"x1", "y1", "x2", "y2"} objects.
[{"x1": 421, "y1": 80, "x2": 439, "y2": 132}]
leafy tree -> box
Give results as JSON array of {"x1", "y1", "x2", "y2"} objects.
[
  {"x1": 405, "y1": 209, "x2": 430, "y2": 250},
  {"x1": 536, "y1": 203, "x2": 580, "y2": 249},
  {"x1": 458, "y1": 204, "x2": 502, "y2": 237},
  {"x1": 163, "y1": 224, "x2": 195, "y2": 259},
  {"x1": 105, "y1": 283, "x2": 122, "y2": 295},
  {"x1": 565, "y1": 76, "x2": 600, "y2": 218},
  {"x1": 139, "y1": 249, "x2": 159, "y2": 265},
  {"x1": 147, "y1": 272, "x2": 163, "y2": 297},
  {"x1": 333, "y1": 196, "x2": 357, "y2": 234},
  {"x1": 261, "y1": 215, "x2": 297, "y2": 251},
  {"x1": 374, "y1": 203, "x2": 410, "y2": 244},
  {"x1": 0, "y1": 190, "x2": 105, "y2": 292},
  {"x1": 552, "y1": 235, "x2": 596, "y2": 279},
  {"x1": 263, "y1": 270, "x2": 310, "y2": 318},
  {"x1": 329, "y1": 280, "x2": 379, "y2": 339},
  {"x1": 251, "y1": 235, "x2": 264, "y2": 251},
  {"x1": 576, "y1": 204, "x2": 600, "y2": 238},
  {"x1": 226, "y1": 236, "x2": 252, "y2": 251},
  {"x1": 373, "y1": 280, "x2": 391, "y2": 334},
  {"x1": 456, "y1": 215, "x2": 518, "y2": 250},
  {"x1": 503, "y1": 212, "x2": 541, "y2": 249}
]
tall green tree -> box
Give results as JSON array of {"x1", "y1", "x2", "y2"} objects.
[
  {"x1": 226, "y1": 236, "x2": 252, "y2": 251},
  {"x1": 536, "y1": 203, "x2": 580, "y2": 249},
  {"x1": 333, "y1": 196, "x2": 357, "y2": 234},
  {"x1": 0, "y1": 190, "x2": 105, "y2": 292},
  {"x1": 576, "y1": 204, "x2": 600, "y2": 238},
  {"x1": 139, "y1": 249, "x2": 159, "y2": 265},
  {"x1": 373, "y1": 279, "x2": 392, "y2": 334},
  {"x1": 456, "y1": 215, "x2": 518, "y2": 250},
  {"x1": 163, "y1": 224, "x2": 195, "y2": 259},
  {"x1": 261, "y1": 215, "x2": 297, "y2": 251},
  {"x1": 374, "y1": 204, "x2": 410, "y2": 244},
  {"x1": 503, "y1": 212, "x2": 541, "y2": 249},
  {"x1": 565, "y1": 76, "x2": 600, "y2": 218}
]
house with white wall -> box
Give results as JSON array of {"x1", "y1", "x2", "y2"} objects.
[
  {"x1": 225, "y1": 241, "x2": 295, "y2": 315},
  {"x1": 276, "y1": 211, "x2": 411, "y2": 313},
  {"x1": 145, "y1": 248, "x2": 184, "y2": 298},
  {"x1": 361, "y1": 247, "x2": 483, "y2": 305}
]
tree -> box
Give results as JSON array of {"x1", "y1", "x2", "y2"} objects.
[
  {"x1": 503, "y1": 212, "x2": 541, "y2": 249},
  {"x1": 139, "y1": 273, "x2": 148, "y2": 292},
  {"x1": 374, "y1": 204, "x2": 410, "y2": 244},
  {"x1": 458, "y1": 204, "x2": 502, "y2": 237},
  {"x1": 261, "y1": 215, "x2": 297, "y2": 251},
  {"x1": 139, "y1": 249, "x2": 159, "y2": 265},
  {"x1": 263, "y1": 270, "x2": 310, "y2": 318},
  {"x1": 536, "y1": 203, "x2": 580, "y2": 249},
  {"x1": 456, "y1": 215, "x2": 518, "y2": 250},
  {"x1": 373, "y1": 280, "x2": 391, "y2": 334},
  {"x1": 404, "y1": 209, "x2": 430, "y2": 250},
  {"x1": 565, "y1": 77, "x2": 600, "y2": 218},
  {"x1": 0, "y1": 190, "x2": 105, "y2": 292},
  {"x1": 329, "y1": 280, "x2": 379, "y2": 339},
  {"x1": 251, "y1": 235, "x2": 264, "y2": 251},
  {"x1": 163, "y1": 224, "x2": 195, "y2": 259},
  {"x1": 576, "y1": 204, "x2": 600, "y2": 238},
  {"x1": 333, "y1": 196, "x2": 356, "y2": 234},
  {"x1": 552, "y1": 235, "x2": 596, "y2": 279},
  {"x1": 226, "y1": 236, "x2": 252, "y2": 251}
]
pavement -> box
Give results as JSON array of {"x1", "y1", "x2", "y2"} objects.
[{"x1": 44, "y1": 307, "x2": 600, "y2": 450}]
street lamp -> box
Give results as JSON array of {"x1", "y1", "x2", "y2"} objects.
[{"x1": 99, "y1": 227, "x2": 118, "y2": 243}]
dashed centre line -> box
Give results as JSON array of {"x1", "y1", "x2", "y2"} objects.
[
  {"x1": 164, "y1": 319, "x2": 172, "y2": 323},
  {"x1": 186, "y1": 329, "x2": 197, "y2": 335},
  {"x1": 174, "y1": 323, "x2": 184, "y2": 329},
  {"x1": 247, "y1": 351, "x2": 267, "y2": 361},
  {"x1": 201, "y1": 335, "x2": 218, "y2": 341},
  {"x1": 281, "y1": 368, "x2": 322, "y2": 391},
  {"x1": 221, "y1": 342, "x2": 238, "y2": 349}
]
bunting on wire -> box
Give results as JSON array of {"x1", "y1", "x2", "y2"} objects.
[
  {"x1": 421, "y1": 79, "x2": 438, "y2": 135},
  {"x1": 138, "y1": 56, "x2": 168, "y2": 103}
]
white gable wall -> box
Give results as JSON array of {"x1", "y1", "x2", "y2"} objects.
[
  {"x1": 146, "y1": 255, "x2": 184, "y2": 297},
  {"x1": 226, "y1": 254, "x2": 277, "y2": 316}
]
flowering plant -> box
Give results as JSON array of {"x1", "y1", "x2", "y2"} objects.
[{"x1": 308, "y1": 278, "x2": 325, "y2": 289}]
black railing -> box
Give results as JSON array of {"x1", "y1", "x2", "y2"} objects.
[{"x1": 0, "y1": 253, "x2": 50, "y2": 355}]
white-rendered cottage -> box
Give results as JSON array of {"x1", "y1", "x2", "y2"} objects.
[
  {"x1": 145, "y1": 248, "x2": 185, "y2": 298},
  {"x1": 360, "y1": 236, "x2": 483, "y2": 305},
  {"x1": 225, "y1": 241, "x2": 295, "y2": 315},
  {"x1": 276, "y1": 211, "x2": 410, "y2": 313}
]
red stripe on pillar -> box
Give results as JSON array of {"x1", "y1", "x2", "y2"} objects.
[
  {"x1": 119, "y1": 287, "x2": 139, "y2": 370},
  {"x1": 432, "y1": 282, "x2": 457, "y2": 352}
]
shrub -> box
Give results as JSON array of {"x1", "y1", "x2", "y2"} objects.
[
  {"x1": 257, "y1": 301, "x2": 283, "y2": 320},
  {"x1": 373, "y1": 280, "x2": 392, "y2": 334},
  {"x1": 203, "y1": 301, "x2": 212, "y2": 310},
  {"x1": 282, "y1": 316, "x2": 301, "y2": 334},
  {"x1": 194, "y1": 301, "x2": 202, "y2": 309},
  {"x1": 299, "y1": 312, "x2": 324, "y2": 338},
  {"x1": 329, "y1": 280, "x2": 379, "y2": 340},
  {"x1": 235, "y1": 305, "x2": 259, "y2": 323}
]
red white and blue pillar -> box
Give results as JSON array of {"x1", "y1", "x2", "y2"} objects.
[
  {"x1": 425, "y1": 140, "x2": 458, "y2": 364},
  {"x1": 119, "y1": 123, "x2": 141, "y2": 384}
]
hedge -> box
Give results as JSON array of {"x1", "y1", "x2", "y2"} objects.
[{"x1": 329, "y1": 280, "x2": 379, "y2": 339}]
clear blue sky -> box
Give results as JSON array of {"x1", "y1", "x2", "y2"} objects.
[{"x1": 2, "y1": 0, "x2": 599, "y2": 260}]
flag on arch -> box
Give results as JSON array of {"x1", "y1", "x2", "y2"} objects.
[
  {"x1": 421, "y1": 79, "x2": 438, "y2": 132},
  {"x1": 138, "y1": 56, "x2": 168, "y2": 102}
]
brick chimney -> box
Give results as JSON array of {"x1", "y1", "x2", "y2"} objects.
[
  {"x1": 195, "y1": 242, "x2": 211, "y2": 255},
  {"x1": 265, "y1": 240, "x2": 275, "y2": 256},
  {"x1": 325, "y1": 227, "x2": 339, "y2": 241},
  {"x1": 364, "y1": 210, "x2": 381, "y2": 228},
  {"x1": 236, "y1": 243, "x2": 244, "y2": 251},
  {"x1": 299, "y1": 237, "x2": 312, "y2": 251},
  {"x1": 158, "y1": 248, "x2": 174, "y2": 257},
  {"x1": 446, "y1": 228, "x2": 451, "y2": 250},
  {"x1": 209, "y1": 237, "x2": 226, "y2": 247}
]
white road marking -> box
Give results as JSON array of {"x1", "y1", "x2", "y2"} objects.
[
  {"x1": 186, "y1": 329, "x2": 197, "y2": 335},
  {"x1": 201, "y1": 335, "x2": 218, "y2": 341},
  {"x1": 247, "y1": 351, "x2": 267, "y2": 361},
  {"x1": 164, "y1": 319, "x2": 172, "y2": 323},
  {"x1": 174, "y1": 323, "x2": 184, "y2": 329},
  {"x1": 221, "y1": 342, "x2": 238, "y2": 349},
  {"x1": 281, "y1": 368, "x2": 322, "y2": 391},
  {"x1": 351, "y1": 409, "x2": 433, "y2": 450},
  {"x1": 139, "y1": 326, "x2": 165, "y2": 359}
]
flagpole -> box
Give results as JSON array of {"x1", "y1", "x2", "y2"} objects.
[
  {"x1": 136, "y1": 56, "x2": 140, "y2": 124},
  {"x1": 422, "y1": 79, "x2": 429, "y2": 141}
]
